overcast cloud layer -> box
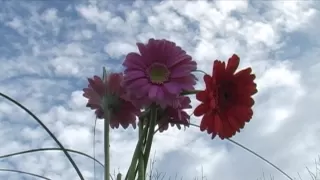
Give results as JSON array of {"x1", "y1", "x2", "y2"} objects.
[{"x1": 0, "y1": 0, "x2": 320, "y2": 180}]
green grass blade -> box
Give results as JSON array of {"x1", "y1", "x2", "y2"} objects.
[
  {"x1": 0, "y1": 92, "x2": 85, "y2": 180},
  {"x1": 0, "y1": 168, "x2": 51, "y2": 180},
  {"x1": 0, "y1": 148, "x2": 104, "y2": 168}
]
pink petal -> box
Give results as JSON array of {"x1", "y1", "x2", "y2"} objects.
[
  {"x1": 164, "y1": 82, "x2": 180, "y2": 94},
  {"x1": 123, "y1": 53, "x2": 146, "y2": 69},
  {"x1": 126, "y1": 78, "x2": 149, "y2": 89},
  {"x1": 148, "y1": 85, "x2": 159, "y2": 99},
  {"x1": 170, "y1": 61, "x2": 197, "y2": 72},
  {"x1": 167, "y1": 54, "x2": 192, "y2": 68},
  {"x1": 157, "y1": 88, "x2": 164, "y2": 99},
  {"x1": 137, "y1": 43, "x2": 152, "y2": 66},
  {"x1": 134, "y1": 83, "x2": 151, "y2": 98},
  {"x1": 124, "y1": 70, "x2": 146, "y2": 82},
  {"x1": 170, "y1": 67, "x2": 194, "y2": 78}
]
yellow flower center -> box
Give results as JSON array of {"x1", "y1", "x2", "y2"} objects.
[{"x1": 147, "y1": 63, "x2": 170, "y2": 84}]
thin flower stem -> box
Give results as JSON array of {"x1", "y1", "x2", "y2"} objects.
[
  {"x1": 102, "y1": 67, "x2": 111, "y2": 180},
  {"x1": 138, "y1": 120, "x2": 145, "y2": 180},
  {"x1": 143, "y1": 106, "x2": 157, "y2": 174},
  {"x1": 0, "y1": 148, "x2": 104, "y2": 168},
  {"x1": 0, "y1": 168, "x2": 51, "y2": 180},
  {"x1": 104, "y1": 111, "x2": 110, "y2": 180},
  {"x1": 138, "y1": 154, "x2": 145, "y2": 180},
  {"x1": 192, "y1": 69, "x2": 208, "y2": 75},
  {"x1": 93, "y1": 117, "x2": 98, "y2": 180},
  {"x1": 0, "y1": 92, "x2": 85, "y2": 180},
  {"x1": 138, "y1": 119, "x2": 144, "y2": 144},
  {"x1": 132, "y1": 118, "x2": 150, "y2": 178},
  {"x1": 125, "y1": 125, "x2": 148, "y2": 180},
  {"x1": 188, "y1": 122, "x2": 293, "y2": 180},
  {"x1": 181, "y1": 90, "x2": 202, "y2": 96},
  {"x1": 116, "y1": 173, "x2": 122, "y2": 180}
]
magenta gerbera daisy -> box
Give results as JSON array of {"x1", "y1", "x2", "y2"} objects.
[
  {"x1": 157, "y1": 96, "x2": 191, "y2": 132},
  {"x1": 83, "y1": 72, "x2": 141, "y2": 129},
  {"x1": 122, "y1": 38, "x2": 197, "y2": 108}
]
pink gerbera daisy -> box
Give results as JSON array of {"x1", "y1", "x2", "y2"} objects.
[
  {"x1": 122, "y1": 38, "x2": 197, "y2": 108},
  {"x1": 83, "y1": 73, "x2": 141, "y2": 129}
]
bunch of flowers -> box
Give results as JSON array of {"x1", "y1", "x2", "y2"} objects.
[
  {"x1": 0, "y1": 38, "x2": 296, "y2": 180},
  {"x1": 83, "y1": 38, "x2": 257, "y2": 180}
]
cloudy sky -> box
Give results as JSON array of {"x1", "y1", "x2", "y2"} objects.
[{"x1": 0, "y1": 0, "x2": 319, "y2": 180}]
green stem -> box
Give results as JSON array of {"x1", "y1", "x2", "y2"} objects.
[
  {"x1": 104, "y1": 110, "x2": 110, "y2": 180},
  {"x1": 192, "y1": 69, "x2": 208, "y2": 75},
  {"x1": 125, "y1": 125, "x2": 148, "y2": 180},
  {"x1": 116, "y1": 173, "x2": 122, "y2": 180},
  {"x1": 138, "y1": 121, "x2": 145, "y2": 180},
  {"x1": 132, "y1": 117, "x2": 150, "y2": 178},
  {"x1": 138, "y1": 154, "x2": 145, "y2": 180},
  {"x1": 0, "y1": 92, "x2": 85, "y2": 180},
  {"x1": 180, "y1": 90, "x2": 202, "y2": 95},
  {"x1": 102, "y1": 66, "x2": 111, "y2": 180},
  {"x1": 143, "y1": 106, "x2": 157, "y2": 174}
]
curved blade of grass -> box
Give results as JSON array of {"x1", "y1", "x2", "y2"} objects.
[
  {"x1": 0, "y1": 92, "x2": 85, "y2": 180},
  {"x1": 226, "y1": 138, "x2": 293, "y2": 180},
  {"x1": 0, "y1": 148, "x2": 104, "y2": 168},
  {"x1": 189, "y1": 122, "x2": 293, "y2": 180},
  {"x1": 0, "y1": 168, "x2": 51, "y2": 180}
]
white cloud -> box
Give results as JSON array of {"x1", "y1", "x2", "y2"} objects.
[
  {"x1": 104, "y1": 42, "x2": 136, "y2": 59},
  {"x1": 41, "y1": 8, "x2": 58, "y2": 22},
  {"x1": 0, "y1": 0, "x2": 319, "y2": 180},
  {"x1": 215, "y1": 0, "x2": 248, "y2": 14},
  {"x1": 270, "y1": 1, "x2": 316, "y2": 32}
]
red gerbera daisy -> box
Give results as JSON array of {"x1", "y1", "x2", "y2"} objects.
[
  {"x1": 83, "y1": 73, "x2": 141, "y2": 129},
  {"x1": 194, "y1": 54, "x2": 257, "y2": 139}
]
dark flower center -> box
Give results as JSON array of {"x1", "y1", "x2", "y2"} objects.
[
  {"x1": 218, "y1": 82, "x2": 235, "y2": 108},
  {"x1": 106, "y1": 94, "x2": 122, "y2": 113},
  {"x1": 223, "y1": 91, "x2": 230, "y2": 100},
  {"x1": 147, "y1": 63, "x2": 170, "y2": 84}
]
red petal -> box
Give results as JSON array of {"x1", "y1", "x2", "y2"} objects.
[
  {"x1": 212, "y1": 60, "x2": 224, "y2": 75},
  {"x1": 203, "y1": 74, "x2": 212, "y2": 86},
  {"x1": 209, "y1": 98, "x2": 216, "y2": 109},
  {"x1": 221, "y1": 121, "x2": 232, "y2": 139},
  {"x1": 194, "y1": 103, "x2": 209, "y2": 116},
  {"x1": 213, "y1": 60, "x2": 226, "y2": 80},
  {"x1": 213, "y1": 114, "x2": 222, "y2": 134},
  {"x1": 233, "y1": 106, "x2": 253, "y2": 122},
  {"x1": 199, "y1": 115, "x2": 210, "y2": 131},
  {"x1": 227, "y1": 115, "x2": 241, "y2": 132},
  {"x1": 236, "y1": 97, "x2": 255, "y2": 107},
  {"x1": 196, "y1": 91, "x2": 207, "y2": 102},
  {"x1": 235, "y1": 68, "x2": 252, "y2": 78},
  {"x1": 211, "y1": 133, "x2": 217, "y2": 139},
  {"x1": 205, "y1": 113, "x2": 214, "y2": 133},
  {"x1": 226, "y1": 54, "x2": 240, "y2": 74}
]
